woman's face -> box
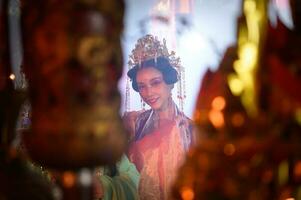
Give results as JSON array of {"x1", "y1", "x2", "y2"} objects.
[{"x1": 136, "y1": 67, "x2": 173, "y2": 111}]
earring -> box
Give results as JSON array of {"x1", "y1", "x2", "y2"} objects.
[{"x1": 177, "y1": 67, "x2": 186, "y2": 113}]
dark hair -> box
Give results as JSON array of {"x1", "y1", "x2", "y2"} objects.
[{"x1": 127, "y1": 56, "x2": 178, "y2": 92}]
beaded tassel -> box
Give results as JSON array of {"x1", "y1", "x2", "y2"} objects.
[{"x1": 125, "y1": 77, "x2": 131, "y2": 112}]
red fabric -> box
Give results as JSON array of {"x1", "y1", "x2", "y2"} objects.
[{"x1": 128, "y1": 120, "x2": 186, "y2": 200}]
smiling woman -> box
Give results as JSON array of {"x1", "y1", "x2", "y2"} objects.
[{"x1": 122, "y1": 34, "x2": 197, "y2": 200}]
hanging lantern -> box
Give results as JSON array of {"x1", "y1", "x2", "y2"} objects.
[{"x1": 21, "y1": 0, "x2": 126, "y2": 169}]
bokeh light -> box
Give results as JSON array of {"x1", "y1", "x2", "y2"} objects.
[
  {"x1": 9, "y1": 74, "x2": 15, "y2": 80},
  {"x1": 208, "y1": 109, "x2": 224, "y2": 128},
  {"x1": 62, "y1": 171, "x2": 76, "y2": 188},
  {"x1": 180, "y1": 186, "x2": 195, "y2": 200},
  {"x1": 211, "y1": 96, "x2": 226, "y2": 111}
]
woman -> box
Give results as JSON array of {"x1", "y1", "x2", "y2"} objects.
[{"x1": 123, "y1": 35, "x2": 196, "y2": 200}]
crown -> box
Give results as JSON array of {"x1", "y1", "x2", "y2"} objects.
[{"x1": 127, "y1": 34, "x2": 182, "y2": 72}]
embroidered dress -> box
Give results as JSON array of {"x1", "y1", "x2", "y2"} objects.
[{"x1": 126, "y1": 105, "x2": 194, "y2": 200}]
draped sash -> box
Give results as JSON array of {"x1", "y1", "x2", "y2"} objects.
[{"x1": 128, "y1": 118, "x2": 187, "y2": 200}]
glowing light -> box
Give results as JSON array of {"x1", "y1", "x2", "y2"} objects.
[
  {"x1": 278, "y1": 161, "x2": 289, "y2": 186},
  {"x1": 241, "y1": 91, "x2": 257, "y2": 117},
  {"x1": 228, "y1": 74, "x2": 244, "y2": 96},
  {"x1": 62, "y1": 171, "x2": 76, "y2": 188},
  {"x1": 233, "y1": 42, "x2": 258, "y2": 116},
  {"x1": 230, "y1": 0, "x2": 267, "y2": 118},
  {"x1": 211, "y1": 96, "x2": 226, "y2": 111},
  {"x1": 79, "y1": 168, "x2": 92, "y2": 186},
  {"x1": 9, "y1": 74, "x2": 15, "y2": 80},
  {"x1": 223, "y1": 143, "x2": 235, "y2": 156},
  {"x1": 248, "y1": 13, "x2": 261, "y2": 43},
  {"x1": 231, "y1": 113, "x2": 245, "y2": 127},
  {"x1": 238, "y1": 42, "x2": 258, "y2": 69},
  {"x1": 244, "y1": 0, "x2": 256, "y2": 14},
  {"x1": 180, "y1": 186, "x2": 194, "y2": 200},
  {"x1": 244, "y1": 0, "x2": 261, "y2": 43},
  {"x1": 285, "y1": 198, "x2": 295, "y2": 200},
  {"x1": 208, "y1": 110, "x2": 224, "y2": 128}
]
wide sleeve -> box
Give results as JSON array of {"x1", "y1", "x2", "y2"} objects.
[
  {"x1": 122, "y1": 111, "x2": 143, "y2": 141},
  {"x1": 99, "y1": 155, "x2": 140, "y2": 200}
]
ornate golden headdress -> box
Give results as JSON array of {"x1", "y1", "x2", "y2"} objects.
[
  {"x1": 125, "y1": 34, "x2": 186, "y2": 112},
  {"x1": 127, "y1": 34, "x2": 181, "y2": 71}
]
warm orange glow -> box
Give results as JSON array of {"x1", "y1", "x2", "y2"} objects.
[
  {"x1": 180, "y1": 186, "x2": 194, "y2": 200},
  {"x1": 211, "y1": 96, "x2": 226, "y2": 111},
  {"x1": 228, "y1": 73, "x2": 244, "y2": 96},
  {"x1": 62, "y1": 171, "x2": 76, "y2": 188},
  {"x1": 231, "y1": 113, "x2": 245, "y2": 127},
  {"x1": 208, "y1": 110, "x2": 224, "y2": 128},
  {"x1": 294, "y1": 161, "x2": 301, "y2": 178},
  {"x1": 223, "y1": 143, "x2": 235, "y2": 156},
  {"x1": 9, "y1": 74, "x2": 15, "y2": 80}
]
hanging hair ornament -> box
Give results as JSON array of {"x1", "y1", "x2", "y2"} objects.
[
  {"x1": 125, "y1": 34, "x2": 186, "y2": 112},
  {"x1": 125, "y1": 77, "x2": 131, "y2": 112}
]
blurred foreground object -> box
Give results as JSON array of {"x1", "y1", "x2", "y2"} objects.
[
  {"x1": 172, "y1": 0, "x2": 301, "y2": 199},
  {"x1": 1, "y1": 1, "x2": 54, "y2": 199},
  {"x1": 21, "y1": 0, "x2": 126, "y2": 169}
]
